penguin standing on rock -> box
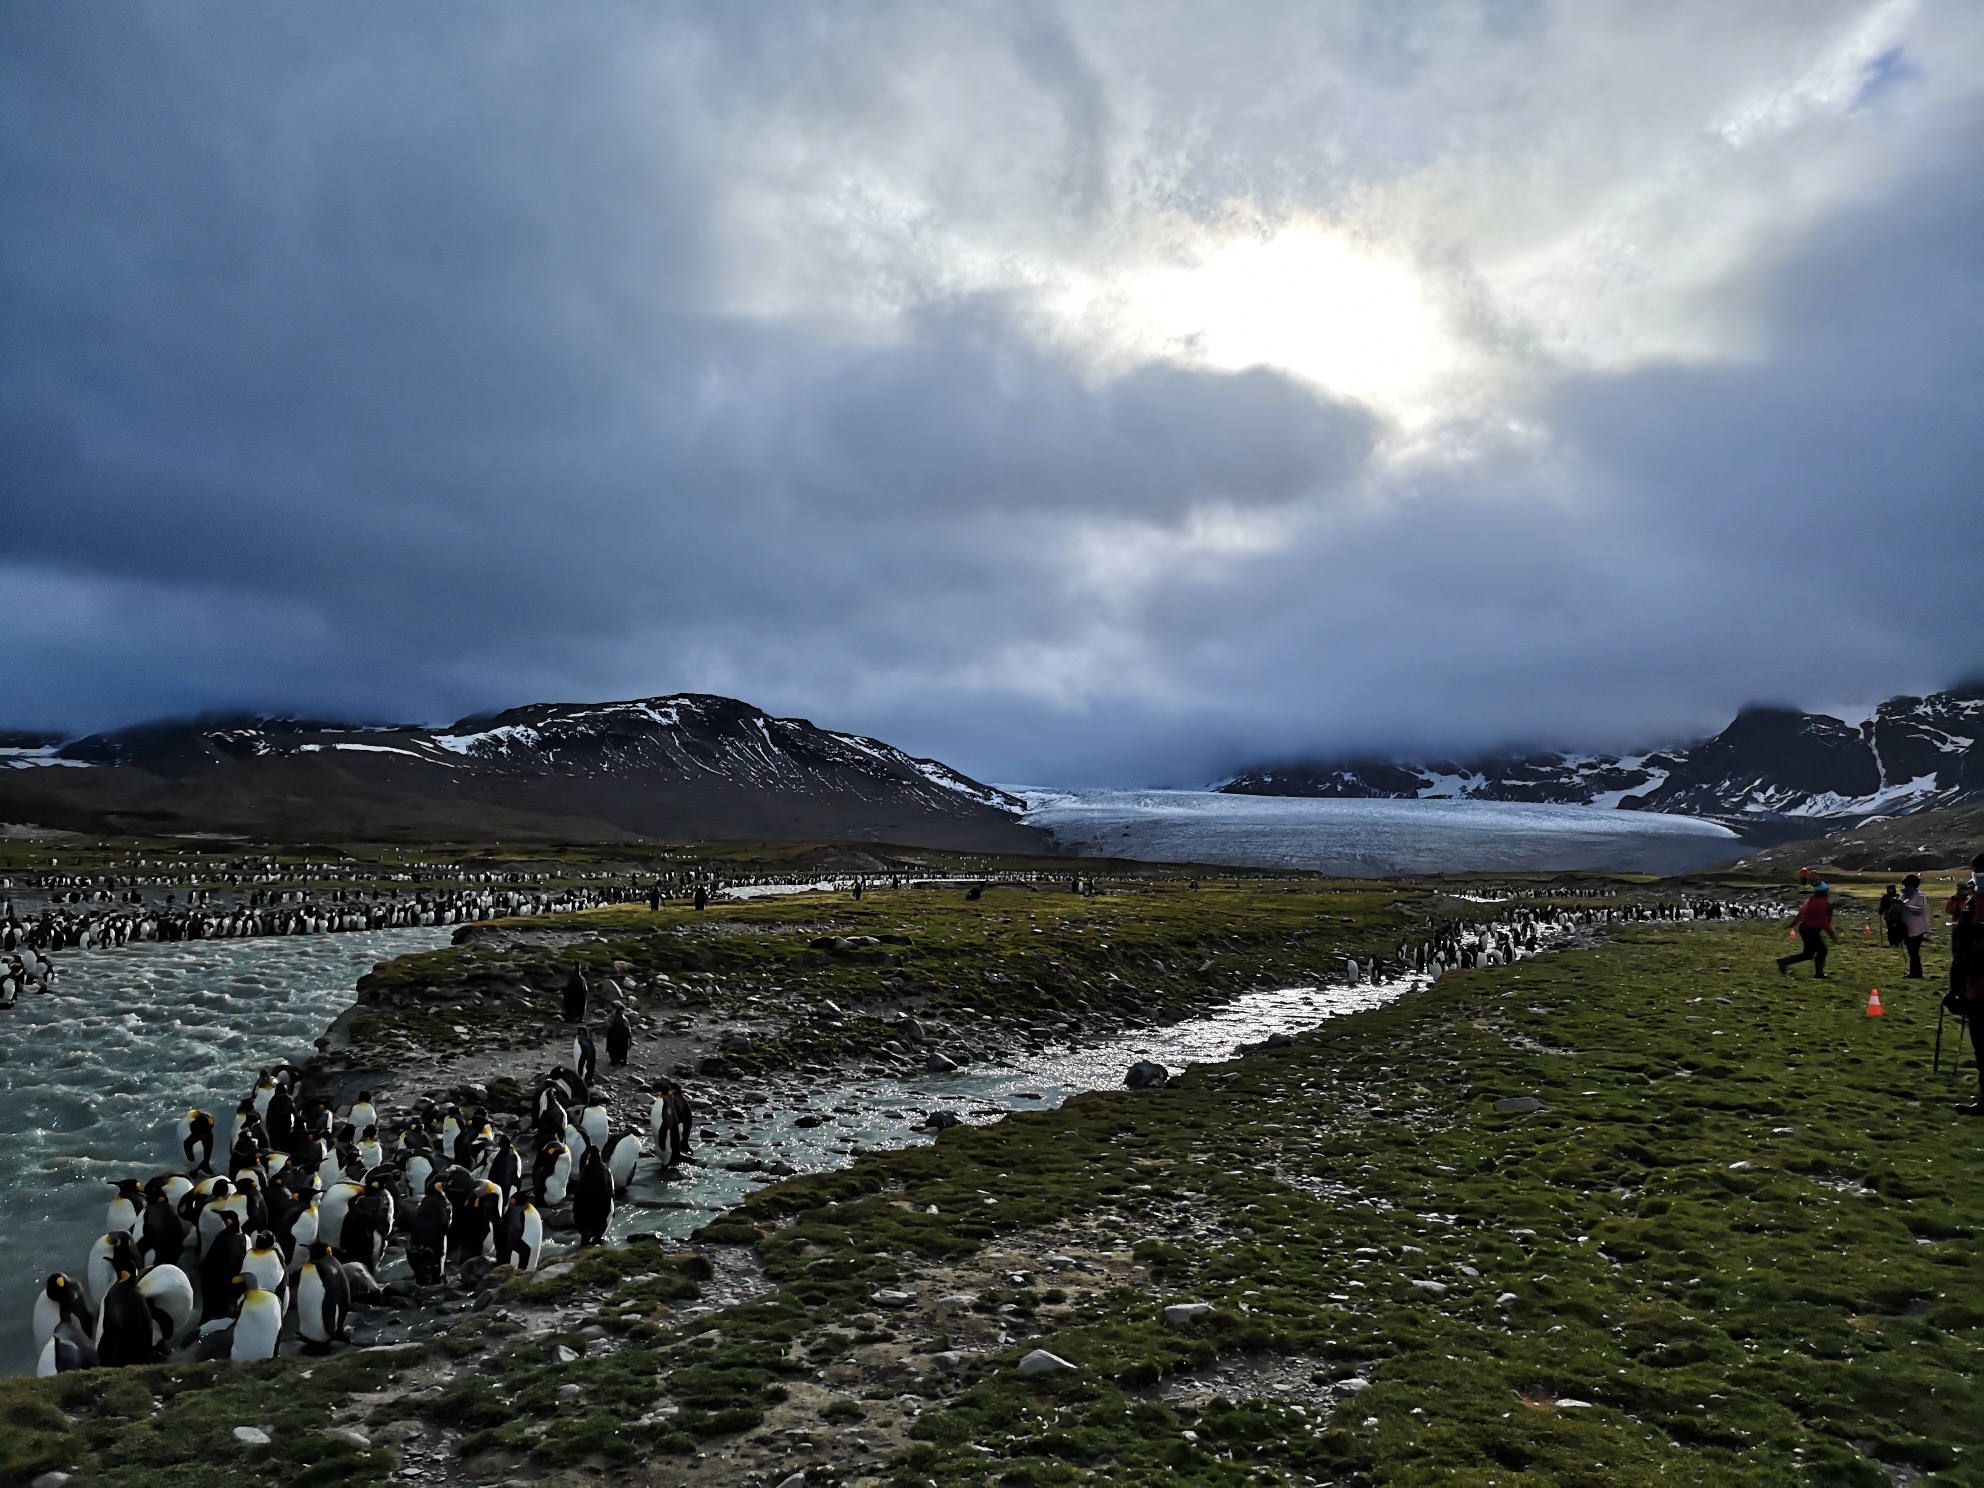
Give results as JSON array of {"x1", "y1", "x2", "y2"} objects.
[
  {"x1": 231, "y1": 1282, "x2": 281, "y2": 1360},
  {"x1": 33, "y1": 1273, "x2": 93, "y2": 1352},
  {"x1": 603, "y1": 1131, "x2": 642, "y2": 1195},
  {"x1": 407, "y1": 1179, "x2": 451, "y2": 1285},
  {"x1": 140, "y1": 1189, "x2": 184, "y2": 1269},
  {"x1": 606, "y1": 1004, "x2": 632, "y2": 1066},
  {"x1": 487, "y1": 1134, "x2": 520, "y2": 1200},
  {"x1": 295, "y1": 1242, "x2": 350, "y2": 1347},
  {"x1": 85, "y1": 1232, "x2": 137, "y2": 1310},
  {"x1": 572, "y1": 1146, "x2": 614, "y2": 1246},
  {"x1": 137, "y1": 1264, "x2": 195, "y2": 1349},
  {"x1": 241, "y1": 1230, "x2": 287, "y2": 1305},
  {"x1": 199, "y1": 1212, "x2": 248, "y2": 1323},
  {"x1": 264, "y1": 1083, "x2": 298, "y2": 1150},
  {"x1": 37, "y1": 1316, "x2": 96, "y2": 1376},
  {"x1": 106, "y1": 1178, "x2": 146, "y2": 1241},
  {"x1": 580, "y1": 1100, "x2": 609, "y2": 1154},
  {"x1": 496, "y1": 1196, "x2": 543, "y2": 1272},
  {"x1": 95, "y1": 1267, "x2": 154, "y2": 1367},
  {"x1": 339, "y1": 1172, "x2": 395, "y2": 1268},
  {"x1": 563, "y1": 965, "x2": 589, "y2": 1024},
  {"x1": 534, "y1": 1140, "x2": 571, "y2": 1207}
]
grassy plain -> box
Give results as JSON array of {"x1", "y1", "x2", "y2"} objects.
[{"x1": 4, "y1": 875, "x2": 1979, "y2": 1488}]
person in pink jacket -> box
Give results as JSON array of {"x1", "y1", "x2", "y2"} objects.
[{"x1": 1777, "y1": 882, "x2": 1838, "y2": 979}]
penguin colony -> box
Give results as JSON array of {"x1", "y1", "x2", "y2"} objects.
[
  {"x1": 0, "y1": 881, "x2": 648, "y2": 955},
  {"x1": 0, "y1": 865, "x2": 1121, "y2": 965},
  {"x1": 1386, "y1": 896, "x2": 1779, "y2": 983},
  {"x1": 30, "y1": 1012, "x2": 697, "y2": 1375}
]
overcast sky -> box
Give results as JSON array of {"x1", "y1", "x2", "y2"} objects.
[{"x1": 4, "y1": 2, "x2": 1981, "y2": 784}]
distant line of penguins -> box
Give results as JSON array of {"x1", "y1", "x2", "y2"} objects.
[
  {"x1": 33, "y1": 1025, "x2": 697, "y2": 1375},
  {"x1": 1386, "y1": 897, "x2": 1779, "y2": 981},
  {"x1": 0, "y1": 880, "x2": 649, "y2": 956}
]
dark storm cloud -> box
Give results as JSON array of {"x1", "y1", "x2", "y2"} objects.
[{"x1": 3, "y1": 3, "x2": 1981, "y2": 786}]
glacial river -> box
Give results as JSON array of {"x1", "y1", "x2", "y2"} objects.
[
  {"x1": 1, "y1": 928, "x2": 1454, "y2": 1373},
  {"x1": 0, "y1": 928, "x2": 455, "y2": 1373}
]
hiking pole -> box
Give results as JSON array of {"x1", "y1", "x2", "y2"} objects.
[{"x1": 1936, "y1": 1002, "x2": 1946, "y2": 1073}]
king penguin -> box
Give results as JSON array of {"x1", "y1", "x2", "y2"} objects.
[
  {"x1": 38, "y1": 1316, "x2": 96, "y2": 1375},
  {"x1": 294, "y1": 1240, "x2": 350, "y2": 1346},
  {"x1": 572, "y1": 1145, "x2": 614, "y2": 1247},
  {"x1": 106, "y1": 1178, "x2": 145, "y2": 1241},
  {"x1": 602, "y1": 1130, "x2": 642, "y2": 1195},
  {"x1": 179, "y1": 1109, "x2": 215, "y2": 1174},
  {"x1": 33, "y1": 1272, "x2": 93, "y2": 1350},
  {"x1": 231, "y1": 1282, "x2": 282, "y2": 1360},
  {"x1": 95, "y1": 1266, "x2": 155, "y2": 1367}
]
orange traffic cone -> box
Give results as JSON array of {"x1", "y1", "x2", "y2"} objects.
[
  {"x1": 1863, "y1": 925, "x2": 1873, "y2": 935},
  {"x1": 1866, "y1": 989, "x2": 1883, "y2": 1017}
]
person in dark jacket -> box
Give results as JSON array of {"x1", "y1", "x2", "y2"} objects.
[
  {"x1": 1878, "y1": 884, "x2": 1902, "y2": 945},
  {"x1": 1777, "y1": 882, "x2": 1838, "y2": 978},
  {"x1": 1945, "y1": 855, "x2": 1984, "y2": 1115}
]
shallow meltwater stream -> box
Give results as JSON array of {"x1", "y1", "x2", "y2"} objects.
[
  {"x1": 0, "y1": 927, "x2": 455, "y2": 1374},
  {"x1": 1, "y1": 926, "x2": 1526, "y2": 1370},
  {"x1": 583, "y1": 974, "x2": 1439, "y2": 1314}
]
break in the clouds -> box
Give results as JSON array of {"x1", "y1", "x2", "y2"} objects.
[{"x1": 3, "y1": 1, "x2": 1982, "y2": 786}]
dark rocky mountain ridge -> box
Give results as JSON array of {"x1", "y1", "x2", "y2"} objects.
[
  {"x1": 0, "y1": 694, "x2": 1045, "y2": 851},
  {"x1": 1221, "y1": 688, "x2": 1984, "y2": 833}
]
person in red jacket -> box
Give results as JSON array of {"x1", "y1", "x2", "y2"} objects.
[{"x1": 1777, "y1": 881, "x2": 1837, "y2": 979}]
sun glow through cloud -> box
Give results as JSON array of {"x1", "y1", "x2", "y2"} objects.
[{"x1": 1118, "y1": 226, "x2": 1459, "y2": 423}]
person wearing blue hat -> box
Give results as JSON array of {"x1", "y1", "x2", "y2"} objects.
[{"x1": 1777, "y1": 880, "x2": 1837, "y2": 978}]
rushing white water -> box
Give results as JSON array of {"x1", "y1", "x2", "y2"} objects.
[
  {"x1": 1013, "y1": 787, "x2": 1739, "y2": 875},
  {"x1": 0, "y1": 927, "x2": 454, "y2": 1374}
]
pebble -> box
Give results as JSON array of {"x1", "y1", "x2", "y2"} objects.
[
  {"x1": 1492, "y1": 1097, "x2": 1544, "y2": 1114},
  {"x1": 776, "y1": 1472, "x2": 808, "y2": 1488},
  {"x1": 870, "y1": 1289, "x2": 916, "y2": 1309},
  {"x1": 1496, "y1": 1292, "x2": 1519, "y2": 1307},
  {"x1": 30, "y1": 1474, "x2": 72, "y2": 1488},
  {"x1": 1336, "y1": 1377, "x2": 1371, "y2": 1394},
  {"x1": 1410, "y1": 1280, "x2": 1449, "y2": 1295},
  {"x1": 321, "y1": 1427, "x2": 371, "y2": 1449},
  {"x1": 936, "y1": 1293, "x2": 976, "y2": 1310},
  {"x1": 925, "y1": 1051, "x2": 958, "y2": 1073},
  {"x1": 557, "y1": 1383, "x2": 584, "y2": 1399},
  {"x1": 932, "y1": 1351, "x2": 964, "y2": 1371},
  {"x1": 232, "y1": 1427, "x2": 271, "y2": 1445},
  {"x1": 1017, "y1": 1349, "x2": 1075, "y2": 1376},
  {"x1": 1162, "y1": 1302, "x2": 1214, "y2": 1327},
  {"x1": 555, "y1": 1344, "x2": 579, "y2": 1363}
]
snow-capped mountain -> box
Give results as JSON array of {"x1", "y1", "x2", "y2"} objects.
[
  {"x1": 0, "y1": 694, "x2": 1037, "y2": 849},
  {"x1": 1220, "y1": 689, "x2": 1984, "y2": 826}
]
